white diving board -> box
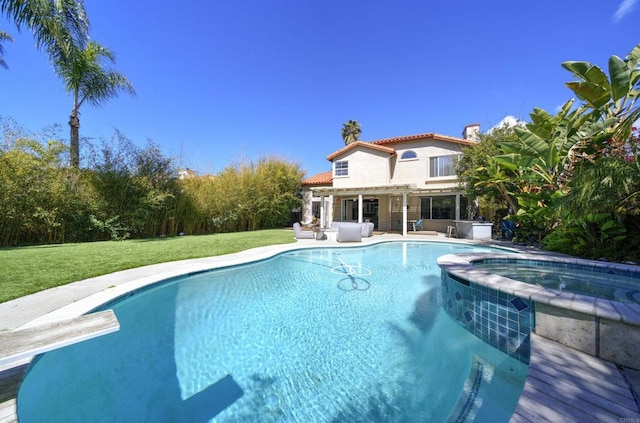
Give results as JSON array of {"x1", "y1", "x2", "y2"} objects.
[{"x1": 0, "y1": 310, "x2": 120, "y2": 371}]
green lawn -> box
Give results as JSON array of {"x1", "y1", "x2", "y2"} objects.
[{"x1": 0, "y1": 229, "x2": 295, "y2": 303}]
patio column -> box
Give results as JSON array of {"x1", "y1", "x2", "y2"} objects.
[
  {"x1": 319, "y1": 195, "x2": 325, "y2": 228},
  {"x1": 358, "y1": 194, "x2": 363, "y2": 223},
  {"x1": 402, "y1": 192, "x2": 408, "y2": 236}
]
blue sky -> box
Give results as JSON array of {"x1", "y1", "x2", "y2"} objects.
[{"x1": 1, "y1": 1, "x2": 639, "y2": 177}]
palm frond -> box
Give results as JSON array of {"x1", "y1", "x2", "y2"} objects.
[
  {"x1": 1, "y1": 0, "x2": 88, "y2": 56},
  {"x1": 0, "y1": 29, "x2": 13, "y2": 69}
]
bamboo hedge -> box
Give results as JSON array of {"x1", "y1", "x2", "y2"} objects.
[{"x1": 0, "y1": 120, "x2": 304, "y2": 246}]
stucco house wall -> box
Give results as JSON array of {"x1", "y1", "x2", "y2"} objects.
[
  {"x1": 390, "y1": 139, "x2": 465, "y2": 187},
  {"x1": 331, "y1": 148, "x2": 391, "y2": 188}
]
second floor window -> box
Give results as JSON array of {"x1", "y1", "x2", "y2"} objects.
[
  {"x1": 429, "y1": 154, "x2": 458, "y2": 177},
  {"x1": 335, "y1": 160, "x2": 348, "y2": 176}
]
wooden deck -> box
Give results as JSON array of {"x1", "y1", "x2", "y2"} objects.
[
  {"x1": 0, "y1": 365, "x2": 27, "y2": 423},
  {"x1": 511, "y1": 333, "x2": 640, "y2": 422}
]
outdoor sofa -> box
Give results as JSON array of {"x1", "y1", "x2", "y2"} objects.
[
  {"x1": 330, "y1": 221, "x2": 374, "y2": 238},
  {"x1": 329, "y1": 221, "x2": 375, "y2": 242}
]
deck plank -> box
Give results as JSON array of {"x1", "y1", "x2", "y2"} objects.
[{"x1": 511, "y1": 333, "x2": 640, "y2": 422}]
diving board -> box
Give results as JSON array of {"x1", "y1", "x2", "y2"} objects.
[{"x1": 0, "y1": 310, "x2": 120, "y2": 371}]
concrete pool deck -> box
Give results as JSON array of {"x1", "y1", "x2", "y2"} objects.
[{"x1": 1, "y1": 231, "x2": 639, "y2": 422}]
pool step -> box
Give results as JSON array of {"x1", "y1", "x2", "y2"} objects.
[{"x1": 447, "y1": 355, "x2": 490, "y2": 422}]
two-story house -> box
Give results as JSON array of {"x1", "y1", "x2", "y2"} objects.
[{"x1": 301, "y1": 124, "x2": 480, "y2": 235}]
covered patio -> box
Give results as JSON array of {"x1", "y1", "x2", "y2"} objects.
[{"x1": 310, "y1": 184, "x2": 471, "y2": 236}]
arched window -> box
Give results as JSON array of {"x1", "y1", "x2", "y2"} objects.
[{"x1": 400, "y1": 150, "x2": 417, "y2": 160}]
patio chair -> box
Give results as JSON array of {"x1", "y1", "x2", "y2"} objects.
[
  {"x1": 293, "y1": 222, "x2": 315, "y2": 239},
  {"x1": 415, "y1": 219, "x2": 423, "y2": 231},
  {"x1": 501, "y1": 220, "x2": 516, "y2": 240}
]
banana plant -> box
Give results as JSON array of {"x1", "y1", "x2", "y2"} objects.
[
  {"x1": 497, "y1": 44, "x2": 639, "y2": 191},
  {"x1": 483, "y1": 101, "x2": 615, "y2": 241},
  {"x1": 493, "y1": 99, "x2": 616, "y2": 189},
  {"x1": 562, "y1": 43, "x2": 640, "y2": 143}
]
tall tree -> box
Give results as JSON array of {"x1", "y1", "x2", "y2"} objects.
[
  {"x1": 53, "y1": 41, "x2": 135, "y2": 167},
  {"x1": 341, "y1": 119, "x2": 361, "y2": 145},
  {"x1": 455, "y1": 123, "x2": 520, "y2": 214},
  {"x1": 0, "y1": 0, "x2": 88, "y2": 67}
]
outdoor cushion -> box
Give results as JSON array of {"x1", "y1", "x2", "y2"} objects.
[
  {"x1": 329, "y1": 221, "x2": 373, "y2": 237},
  {"x1": 337, "y1": 223, "x2": 362, "y2": 242},
  {"x1": 361, "y1": 222, "x2": 374, "y2": 237},
  {"x1": 293, "y1": 222, "x2": 314, "y2": 239}
]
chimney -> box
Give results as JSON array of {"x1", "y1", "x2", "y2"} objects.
[{"x1": 462, "y1": 124, "x2": 480, "y2": 141}]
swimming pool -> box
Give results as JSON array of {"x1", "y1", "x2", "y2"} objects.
[{"x1": 17, "y1": 242, "x2": 527, "y2": 422}]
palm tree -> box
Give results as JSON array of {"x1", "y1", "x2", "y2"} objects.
[
  {"x1": 53, "y1": 41, "x2": 135, "y2": 168},
  {"x1": 0, "y1": 0, "x2": 88, "y2": 66},
  {"x1": 341, "y1": 119, "x2": 361, "y2": 145},
  {"x1": 0, "y1": 29, "x2": 12, "y2": 69}
]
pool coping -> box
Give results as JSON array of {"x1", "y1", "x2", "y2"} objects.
[{"x1": 1, "y1": 233, "x2": 639, "y2": 422}]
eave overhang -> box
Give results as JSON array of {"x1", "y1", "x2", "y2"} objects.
[
  {"x1": 311, "y1": 184, "x2": 417, "y2": 196},
  {"x1": 326, "y1": 142, "x2": 396, "y2": 161},
  {"x1": 309, "y1": 184, "x2": 460, "y2": 196}
]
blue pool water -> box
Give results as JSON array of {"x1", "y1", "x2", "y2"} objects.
[{"x1": 18, "y1": 242, "x2": 527, "y2": 422}]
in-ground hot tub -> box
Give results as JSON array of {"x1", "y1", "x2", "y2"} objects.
[{"x1": 437, "y1": 252, "x2": 640, "y2": 369}]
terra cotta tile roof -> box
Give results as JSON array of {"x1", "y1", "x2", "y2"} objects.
[
  {"x1": 301, "y1": 171, "x2": 332, "y2": 186},
  {"x1": 326, "y1": 141, "x2": 396, "y2": 161},
  {"x1": 369, "y1": 132, "x2": 476, "y2": 147}
]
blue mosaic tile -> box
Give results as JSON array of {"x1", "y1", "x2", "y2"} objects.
[
  {"x1": 441, "y1": 270, "x2": 534, "y2": 364},
  {"x1": 510, "y1": 297, "x2": 528, "y2": 312}
]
